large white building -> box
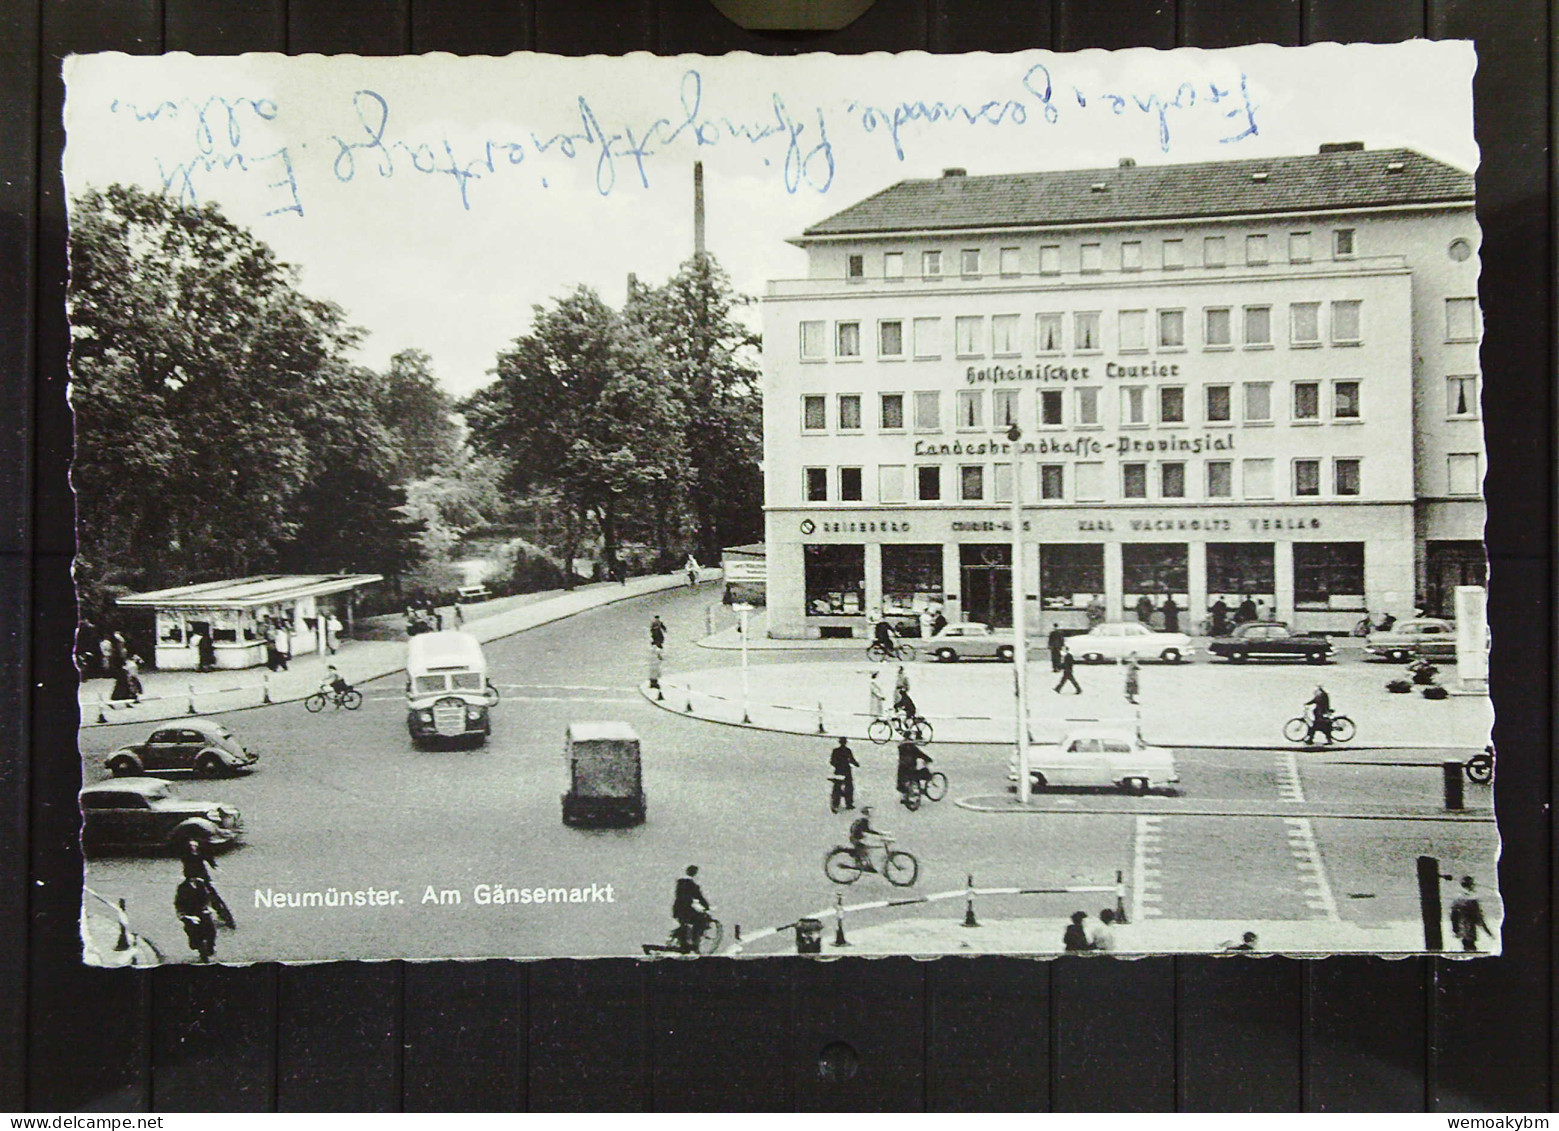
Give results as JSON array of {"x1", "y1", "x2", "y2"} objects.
[{"x1": 759, "y1": 144, "x2": 1483, "y2": 639}]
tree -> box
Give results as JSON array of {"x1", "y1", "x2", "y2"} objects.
[{"x1": 379, "y1": 348, "x2": 461, "y2": 481}]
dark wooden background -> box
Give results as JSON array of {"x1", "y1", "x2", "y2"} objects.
[{"x1": 1, "y1": 0, "x2": 1552, "y2": 1112}]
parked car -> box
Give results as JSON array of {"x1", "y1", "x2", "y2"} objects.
[
  {"x1": 1007, "y1": 726, "x2": 1180, "y2": 794},
  {"x1": 105, "y1": 718, "x2": 260, "y2": 778},
  {"x1": 80, "y1": 778, "x2": 243, "y2": 855},
  {"x1": 1071, "y1": 622, "x2": 1194, "y2": 663},
  {"x1": 1365, "y1": 617, "x2": 1456, "y2": 662},
  {"x1": 1209, "y1": 622, "x2": 1335, "y2": 664},
  {"x1": 926, "y1": 622, "x2": 1022, "y2": 662}
]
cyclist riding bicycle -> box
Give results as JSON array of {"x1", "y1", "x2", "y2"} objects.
[
  {"x1": 893, "y1": 687, "x2": 919, "y2": 727},
  {"x1": 322, "y1": 665, "x2": 354, "y2": 697},
  {"x1": 896, "y1": 740, "x2": 933, "y2": 802},
  {"x1": 873, "y1": 617, "x2": 897, "y2": 654},
  {"x1": 848, "y1": 806, "x2": 884, "y2": 872},
  {"x1": 671, "y1": 865, "x2": 712, "y2": 952},
  {"x1": 1304, "y1": 685, "x2": 1334, "y2": 745}
]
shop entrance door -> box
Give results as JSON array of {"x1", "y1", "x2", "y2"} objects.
[
  {"x1": 960, "y1": 544, "x2": 1012, "y2": 628},
  {"x1": 1424, "y1": 541, "x2": 1486, "y2": 618}
]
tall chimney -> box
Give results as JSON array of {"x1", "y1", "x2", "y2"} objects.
[{"x1": 693, "y1": 161, "x2": 706, "y2": 259}]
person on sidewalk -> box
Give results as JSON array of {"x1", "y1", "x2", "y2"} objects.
[
  {"x1": 1135, "y1": 595, "x2": 1154, "y2": 625},
  {"x1": 1209, "y1": 597, "x2": 1230, "y2": 638},
  {"x1": 685, "y1": 555, "x2": 701, "y2": 587},
  {"x1": 1449, "y1": 876, "x2": 1493, "y2": 952},
  {"x1": 1124, "y1": 656, "x2": 1140, "y2": 705},
  {"x1": 274, "y1": 624, "x2": 290, "y2": 671},
  {"x1": 647, "y1": 645, "x2": 663, "y2": 691},
  {"x1": 867, "y1": 670, "x2": 885, "y2": 720},
  {"x1": 1223, "y1": 931, "x2": 1259, "y2": 951},
  {"x1": 1161, "y1": 596, "x2": 1179, "y2": 633},
  {"x1": 1063, "y1": 911, "x2": 1093, "y2": 951},
  {"x1": 1047, "y1": 623, "x2": 1066, "y2": 672},
  {"x1": 649, "y1": 615, "x2": 667, "y2": 649},
  {"x1": 828, "y1": 737, "x2": 858, "y2": 813},
  {"x1": 326, "y1": 613, "x2": 343, "y2": 654},
  {"x1": 1089, "y1": 908, "x2": 1117, "y2": 952},
  {"x1": 1054, "y1": 645, "x2": 1082, "y2": 694}
]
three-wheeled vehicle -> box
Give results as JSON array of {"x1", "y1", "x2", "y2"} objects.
[
  {"x1": 562, "y1": 722, "x2": 645, "y2": 827},
  {"x1": 405, "y1": 631, "x2": 498, "y2": 748}
]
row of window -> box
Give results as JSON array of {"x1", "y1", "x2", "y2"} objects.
[
  {"x1": 803, "y1": 453, "x2": 1482, "y2": 504},
  {"x1": 843, "y1": 229, "x2": 1360, "y2": 283}
]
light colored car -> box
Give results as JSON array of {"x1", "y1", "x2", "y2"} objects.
[
  {"x1": 1071, "y1": 622, "x2": 1194, "y2": 663},
  {"x1": 1008, "y1": 726, "x2": 1180, "y2": 794},
  {"x1": 1364, "y1": 617, "x2": 1456, "y2": 662},
  {"x1": 926, "y1": 622, "x2": 1022, "y2": 662}
]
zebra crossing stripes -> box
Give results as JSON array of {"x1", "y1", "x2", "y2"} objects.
[
  {"x1": 1276, "y1": 751, "x2": 1306, "y2": 803},
  {"x1": 1283, "y1": 817, "x2": 1341, "y2": 921},
  {"x1": 1133, "y1": 815, "x2": 1166, "y2": 920}
]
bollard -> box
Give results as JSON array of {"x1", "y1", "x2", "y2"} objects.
[
  {"x1": 262, "y1": 672, "x2": 272, "y2": 705},
  {"x1": 1442, "y1": 761, "x2": 1465, "y2": 811},
  {"x1": 1114, "y1": 869, "x2": 1129, "y2": 925},
  {"x1": 816, "y1": 702, "x2": 826, "y2": 734},
  {"x1": 962, "y1": 873, "x2": 980, "y2": 928},
  {"x1": 685, "y1": 687, "x2": 694, "y2": 713},
  {"x1": 832, "y1": 892, "x2": 851, "y2": 948},
  {"x1": 188, "y1": 682, "x2": 199, "y2": 715},
  {"x1": 96, "y1": 694, "x2": 108, "y2": 724},
  {"x1": 656, "y1": 683, "x2": 664, "y2": 702},
  {"x1": 1417, "y1": 855, "x2": 1444, "y2": 951}
]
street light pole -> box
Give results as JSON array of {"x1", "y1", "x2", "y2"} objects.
[
  {"x1": 734, "y1": 602, "x2": 753, "y2": 723},
  {"x1": 1007, "y1": 424, "x2": 1031, "y2": 805}
]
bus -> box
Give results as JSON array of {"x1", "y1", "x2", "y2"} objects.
[{"x1": 405, "y1": 631, "x2": 498, "y2": 747}]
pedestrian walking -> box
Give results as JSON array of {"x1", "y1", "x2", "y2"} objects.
[
  {"x1": 649, "y1": 615, "x2": 667, "y2": 649},
  {"x1": 1449, "y1": 876, "x2": 1492, "y2": 952},
  {"x1": 647, "y1": 644, "x2": 664, "y2": 690},
  {"x1": 685, "y1": 554, "x2": 701, "y2": 587},
  {"x1": 123, "y1": 654, "x2": 144, "y2": 703},
  {"x1": 1161, "y1": 596, "x2": 1179, "y2": 633},
  {"x1": 1054, "y1": 646, "x2": 1081, "y2": 694},
  {"x1": 1089, "y1": 908, "x2": 1117, "y2": 952},
  {"x1": 273, "y1": 624, "x2": 290, "y2": 671},
  {"x1": 110, "y1": 631, "x2": 128, "y2": 673},
  {"x1": 894, "y1": 664, "x2": 910, "y2": 705},
  {"x1": 1124, "y1": 656, "x2": 1140, "y2": 704},
  {"x1": 828, "y1": 737, "x2": 858, "y2": 812},
  {"x1": 326, "y1": 613, "x2": 343, "y2": 653},
  {"x1": 97, "y1": 635, "x2": 114, "y2": 680},
  {"x1": 1047, "y1": 623, "x2": 1066, "y2": 672},
  {"x1": 1063, "y1": 911, "x2": 1093, "y2": 951},
  {"x1": 867, "y1": 670, "x2": 885, "y2": 719}
]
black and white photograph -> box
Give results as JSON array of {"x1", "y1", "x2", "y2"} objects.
[{"x1": 63, "y1": 40, "x2": 1497, "y2": 964}]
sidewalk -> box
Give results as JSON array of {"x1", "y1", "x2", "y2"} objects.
[{"x1": 81, "y1": 569, "x2": 718, "y2": 727}]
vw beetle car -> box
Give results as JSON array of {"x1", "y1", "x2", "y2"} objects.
[
  {"x1": 105, "y1": 718, "x2": 259, "y2": 777},
  {"x1": 1364, "y1": 617, "x2": 1456, "y2": 662},
  {"x1": 1071, "y1": 622, "x2": 1194, "y2": 663},
  {"x1": 1209, "y1": 622, "x2": 1334, "y2": 663},
  {"x1": 1007, "y1": 726, "x2": 1180, "y2": 794},
  {"x1": 80, "y1": 778, "x2": 244, "y2": 855}
]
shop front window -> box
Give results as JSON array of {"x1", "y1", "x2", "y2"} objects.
[
  {"x1": 1040, "y1": 544, "x2": 1104, "y2": 610},
  {"x1": 1122, "y1": 543, "x2": 1189, "y2": 603},
  {"x1": 805, "y1": 544, "x2": 866, "y2": 616},
  {"x1": 882, "y1": 544, "x2": 944, "y2": 622},
  {"x1": 1294, "y1": 543, "x2": 1365, "y2": 610},
  {"x1": 1207, "y1": 542, "x2": 1275, "y2": 597}
]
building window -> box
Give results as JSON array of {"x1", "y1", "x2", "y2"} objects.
[
  {"x1": 1333, "y1": 380, "x2": 1361, "y2": 420},
  {"x1": 1035, "y1": 312, "x2": 1064, "y2": 353},
  {"x1": 1119, "y1": 309, "x2": 1147, "y2": 352},
  {"x1": 1294, "y1": 542, "x2": 1364, "y2": 609},
  {"x1": 1294, "y1": 459, "x2": 1321, "y2": 497},
  {"x1": 1246, "y1": 234, "x2": 1269, "y2": 265},
  {"x1": 883, "y1": 252, "x2": 904, "y2": 280},
  {"x1": 1204, "y1": 307, "x2": 1232, "y2": 348},
  {"x1": 1038, "y1": 389, "x2": 1063, "y2": 427},
  {"x1": 1162, "y1": 239, "x2": 1184, "y2": 269},
  {"x1": 992, "y1": 464, "x2": 1013, "y2": 503},
  {"x1": 836, "y1": 321, "x2": 861, "y2": 358},
  {"x1": 1206, "y1": 461, "x2": 1233, "y2": 498},
  {"x1": 1080, "y1": 243, "x2": 1102, "y2": 273},
  {"x1": 800, "y1": 320, "x2": 826, "y2": 360},
  {"x1": 805, "y1": 467, "x2": 828, "y2": 502},
  {"x1": 1290, "y1": 302, "x2": 1321, "y2": 346},
  {"x1": 1120, "y1": 386, "x2": 1147, "y2": 426},
  {"x1": 1158, "y1": 309, "x2": 1185, "y2": 349},
  {"x1": 960, "y1": 249, "x2": 981, "y2": 277},
  {"x1": 999, "y1": 247, "x2": 1021, "y2": 276},
  {"x1": 880, "y1": 393, "x2": 905, "y2": 431},
  {"x1": 1208, "y1": 542, "x2": 1275, "y2": 596},
  {"x1": 1161, "y1": 462, "x2": 1186, "y2": 498},
  {"x1": 992, "y1": 314, "x2": 1020, "y2": 356},
  {"x1": 1243, "y1": 458, "x2": 1275, "y2": 499},
  {"x1": 878, "y1": 320, "x2": 904, "y2": 357},
  {"x1": 955, "y1": 315, "x2": 984, "y2": 356},
  {"x1": 804, "y1": 543, "x2": 865, "y2": 616},
  {"x1": 1121, "y1": 241, "x2": 1143, "y2": 271},
  {"x1": 1333, "y1": 229, "x2": 1356, "y2": 258},
  {"x1": 1123, "y1": 543, "x2": 1189, "y2": 599},
  {"x1": 1075, "y1": 386, "x2": 1100, "y2": 426},
  {"x1": 838, "y1": 394, "x2": 862, "y2": 431},
  {"x1": 1042, "y1": 544, "x2": 1105, "y2": 607},
  {"x1": 846, "y1": 254, "x2": 864, "y2": 281},
  {"x1": 1122, "y1": 463, "x2": 1148, "y2": 499},
  {"x1": 956, "y1": 389, "x2": 984, "y2": 430},
  {"x1": 916, "y1": 465, "x2": 942, "y2": 501},
  {"x1": 1331, "y1": 300, "x2": 1362, "y2": 344},
  {"x1": 1039, "y1": 245, "x2": 1061, "y2": 275},
  {"x1": 1445, "y1": 298, "x2": 1479, "y2": 342},
  {"x1": 1447, "y1": 453, "x2": 1480, "y2": 496},
  {"x1": 922, "y1": 250, "x2": 942, "y2": 279},
  {"x1": 879, "y1": 465, "x2": 907, "y2": 503},
  {"x1": 1293, "y1": 382, "x2": 1320, "y2": 422},
  {"x1": 1159, "y1": 386, "x2": 1185, "y2": 424},
  {"x1": 914, "y1": 391, "x2": 941, "y2": 431},
  {"x1": 839, "y1": 466, "x2": 863, "y2": 502},
  {"x1": 1205, "y1": 385, "x2": 1231, "y2": 423},
  {"x1": 913, "y1": 317, "x2": 942, "y2": 358},
  {"x1": 1243, "y1": 382, "x2": 1272, "y2": 423},
  {"x1": 993, "y1": 389, "x2": 1020, "y2": 428},
  {"x1": 960, "y1": 465, "x2": 985, "y2": 501},
  {"x1": 1039, "y1": 464, "x2": 1065, "y2": 500},
  {"x1": 1075, "y1": 311, "x2": 1101, "y2": 351},
  {"x1": 802, "y1": 395, "x2": 826, "y2": 432},
  {"x1": 1334, "y1": 458, "x2": 1361, "y2": 496},
  {"x1": 1204, "y1": 235, "x2": 1227, "y2": 267},
  {"x1": 882, "y1": 544, "x2": 944, "y2": 617},
  {"x1": 1289, "y1": 232, "x2": 1312, "y2": 263},
  {"x1": 1447, "y1": 375, "x2": 1478, "y2": 419},
  {"x1": 1074, "y1": 462, "x2": 1105, "y2": 502},
  {"x1": 1243, "y1": 305, "x2": 1272, "y2": 347}
]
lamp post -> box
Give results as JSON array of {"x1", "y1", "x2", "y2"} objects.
[
  {"x1": 733, "y1": 602, "x2": 753, "y2": 723},
  {"x1": 1007, "y1": 423, "x2": 1031, "y2": 805}
]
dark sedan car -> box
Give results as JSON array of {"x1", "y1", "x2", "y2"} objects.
[
  {"x1": 105, "y1": 718, "x2": 259, "y2": 778},
  {"x1": 80, "y1": 778, "x2": 244, "y2": 855},
  {"x1": 1208, "y1": 622, "x2": 1334, "y2": 663}
]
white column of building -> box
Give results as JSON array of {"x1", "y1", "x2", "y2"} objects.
[
  {"x1": 863, "y1": 543, "x2": 883, "y2": 625},
  {"x1": 1187, "y1": 544, "x2": 1208, "y2": 634},
  {"x1": 1104, "y1": 542, "x2": 1124, "y2": 624},
  {"x1": 1273, "y1": 540, "x2": 1296, "y2": 622},
  {"x1": 942, "y1": 543, "x2": 963, "y2": 623}
]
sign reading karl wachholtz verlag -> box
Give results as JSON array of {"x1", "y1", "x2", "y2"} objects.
[{"x1": 64, "y1": 42, "x2": 1496, "y2": 964}]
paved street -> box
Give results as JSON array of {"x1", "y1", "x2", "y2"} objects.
[{"x1": 79, "y1": 586, "x2": 1499, "y2": 963}]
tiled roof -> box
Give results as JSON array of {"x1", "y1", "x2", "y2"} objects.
[{"x1": 801, "y1": 148, "x2": 1474, "y2": 237}]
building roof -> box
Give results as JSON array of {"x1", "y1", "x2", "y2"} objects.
[
  {"x1": 800, "y1": 147, "x2": 1474, "y2": 238},
  {"x1": 117, "y1": 574, "x2": 383, "y2": 609}
]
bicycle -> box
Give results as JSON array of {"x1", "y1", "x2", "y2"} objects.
[
  {"x1": 897, "y1": 770, "x2": 948, "y2": 811},
  {"x1": 867, "y1": 713, "x2": 934, "y2": 745},
  {"x1": 867, "y1": 640, "x2": 916, "y2": 663},
  {"x1": 1283, "y1": 712, "x2": 1356, "y2": 744},
  {"x1": 1464, "y1": 748, "x2": 1495, "y2": 784},
  {"x1": 305, "y1": 685, "x2": 363, "y2": 713},
  {"x1": 641, "y1": 915, "x2": 724, "y2": 956},
  {"x1": 824, "y1": 836, "x2": 919, "y2": 887}
]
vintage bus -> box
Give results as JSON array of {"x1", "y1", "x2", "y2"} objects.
[{"x1": 405, "y1": 631, "x2": 498, "y2": 747}]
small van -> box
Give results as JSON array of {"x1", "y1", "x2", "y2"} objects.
[
  {"x1": 1008, "y1": 725, "x2": 1179, "y2": 795},
  {"x1": 405, "y1": 631, "x2": 498, "y2": 747},
  {"x1": 562, "y1": 722, "x2": 645, "y2": 827}
]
